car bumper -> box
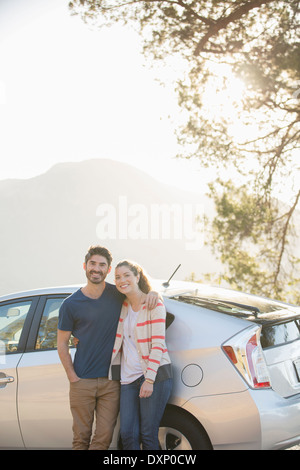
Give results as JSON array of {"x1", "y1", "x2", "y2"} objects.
[
  {"x1": 182, "y1": 389, "x2": 300, "y2": 450},
  {"x1": 250, "y1": 390, "x2": 300, "y2": 450}
]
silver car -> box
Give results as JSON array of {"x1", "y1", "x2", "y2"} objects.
[{"x1": 0, "y1": 280, "x2": 300, "y2": 450}]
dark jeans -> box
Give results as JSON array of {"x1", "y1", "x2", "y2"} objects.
[{"x1": 120, "y1": 375, "x2": 172, "y2": 450}]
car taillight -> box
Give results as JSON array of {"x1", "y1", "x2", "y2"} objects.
[{"x1": 222, "y1": 326, "x2": 271, "y2": 389}]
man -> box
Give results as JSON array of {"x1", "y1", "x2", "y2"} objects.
[{"x1": 57, "y1": 245, "x2": 158, "y2": 450}]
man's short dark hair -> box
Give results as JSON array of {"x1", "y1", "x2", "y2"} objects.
[{"x1": 85, "y1": 245, "x2": 113, "y2": 267}]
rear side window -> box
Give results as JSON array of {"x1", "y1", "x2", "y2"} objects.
[
  {"x1": 35, "y1": 297, "x2": 73, "y2": 350},
  {"x1": 261, "y1": 319, "x2": 300, "y2": 349}
]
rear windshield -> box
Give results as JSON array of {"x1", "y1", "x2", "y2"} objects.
[{"x1": 170, "y1": 288, "x2": 300, "y2": 326}]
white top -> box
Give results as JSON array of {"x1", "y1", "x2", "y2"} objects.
[{"x1": 120, "y1": 304, "x2": 144, "y2": 384}]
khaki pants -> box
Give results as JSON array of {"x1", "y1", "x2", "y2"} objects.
[{"x1": 69, "y1": 377, "x2": 120, "y2": 450}]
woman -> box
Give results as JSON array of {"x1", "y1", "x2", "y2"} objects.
[{"x1": 109, "y1": 260, "x2": 172, "y2": 450}]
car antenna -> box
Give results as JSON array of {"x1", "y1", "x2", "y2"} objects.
[{"x1": 162, "y1": 264, "x2": 181, "y2": 288}]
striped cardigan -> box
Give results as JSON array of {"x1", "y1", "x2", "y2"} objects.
[{"x1": 108, "y1": 299, "x2": 172, "y2": 383}]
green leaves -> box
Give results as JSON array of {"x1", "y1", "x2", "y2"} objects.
[{"x1": 206, "y1": 180, "x2": 300, "y2": 302}]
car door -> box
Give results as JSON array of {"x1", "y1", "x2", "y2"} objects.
[
  {"x1": 0, "y1": 297, "x2": 38, "y2": 449},
  {"x1": 16, "y1": 294, "x2": 75, "y2": 449}
]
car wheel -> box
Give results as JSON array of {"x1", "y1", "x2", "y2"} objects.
[{"x1": 159, "y1": 408, "x2": 212, "y2": 450}]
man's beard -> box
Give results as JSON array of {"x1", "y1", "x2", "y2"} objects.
[{"x1": 86, "y1": 269, "x2": 107, "y2": 284}]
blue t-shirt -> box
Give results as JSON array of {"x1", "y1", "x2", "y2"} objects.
[{"x1": 58, "y1": 283, "x2": 124, "y2": 379}]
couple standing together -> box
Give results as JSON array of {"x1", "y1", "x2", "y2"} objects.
[{"x1": 57, "y1": 245, "x2": 172, "y2": 450}]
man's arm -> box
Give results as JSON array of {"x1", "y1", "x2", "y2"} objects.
[{"x1": 57, "y1": 329, "x2": 80, "y2": 383}]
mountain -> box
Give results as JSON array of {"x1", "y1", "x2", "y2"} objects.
[{"x1": 0, "y1": 159, "x2": 219, "y2": 295}]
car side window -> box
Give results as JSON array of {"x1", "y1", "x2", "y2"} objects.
[
  {"x1": 35, "y1": 298, "x2": 73, "y2": 350},
  {"x1": 0, "y1": 300, "x2": 32, "y2": 354}
]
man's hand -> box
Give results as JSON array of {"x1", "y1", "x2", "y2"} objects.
[
  {"x1": 57, "y1": 329, "x2": 80, "y2": 383},
  {"x1": 144, "y1": 291, "x2": 160, "y2": 310},
  {"x1": 68, "y1": 371, "x2": 81, "y2": 383}
]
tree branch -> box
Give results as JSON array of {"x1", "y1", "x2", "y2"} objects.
[
  {"x1": 194, "y1": 0, "x2": 274, "y2": 56},
  {"x1": 273, "y1": 189, "x2": 300, "y2": 285},
  {"x1": 176, "y1": 0, "x2": 215, "y2": 26}
]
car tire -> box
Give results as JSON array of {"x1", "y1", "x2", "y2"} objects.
[{"x1": 159, "y1": 408, "x2": 212, "y2": 450}]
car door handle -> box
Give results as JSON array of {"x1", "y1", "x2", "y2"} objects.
[{"x1": 0, "y1": 375, "x2": 14, "y2": 385}]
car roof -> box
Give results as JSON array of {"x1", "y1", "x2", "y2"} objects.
[
  {"x1": 0, "y1": 285, "x2": 80, "y2": 302},
  {"x1": 0, "y1": 279, "x2": 190, "y2": 302},
  {"x1": 0, "y1": 280, "x2": 298, "y2": 322}
]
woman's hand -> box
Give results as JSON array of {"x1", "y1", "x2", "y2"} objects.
[{"x1": 139, "y1": 380, "x2": 154, "y2": 398}]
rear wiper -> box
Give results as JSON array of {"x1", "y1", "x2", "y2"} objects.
[{"x1": 212, "y1": 299, "x2": 260, "y2": 316}]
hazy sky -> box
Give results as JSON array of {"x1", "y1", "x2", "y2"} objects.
[{"x1": 0, "y1": 0, "x2": 208, "y2": 193}]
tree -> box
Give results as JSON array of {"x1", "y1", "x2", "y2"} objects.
[
  {"x1": 202, "y1": 179, "x2": 300, "y2": 303},
  {"x1": 69, "y1": 0, "x2": 300, "y2": 301}
]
